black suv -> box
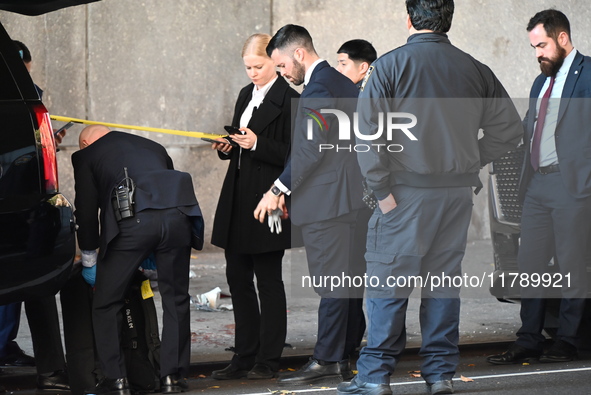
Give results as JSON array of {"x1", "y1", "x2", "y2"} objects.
[
  {"x1": 0, "y1": 21, "x2": 75, "y2": 304},
  {"x1": 488, "y1": 147, "x2": 525, "y2": 302}
]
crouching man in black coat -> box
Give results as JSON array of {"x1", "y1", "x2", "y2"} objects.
[{"x1": 72, "y1": 125, "x2": 203, "y2": 395}]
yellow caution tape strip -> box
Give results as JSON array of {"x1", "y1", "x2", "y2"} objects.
[{"x1": 50, "y1": 115, "x2": 227, "y2": 139}]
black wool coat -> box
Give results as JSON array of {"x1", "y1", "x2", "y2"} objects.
[{"x1": 211, "y1": 76, "x2": 299, "y2": 254}]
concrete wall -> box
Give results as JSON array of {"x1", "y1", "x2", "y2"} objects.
[{"x1": 1, "y1": 0, "x2": 589, "y2": 249}]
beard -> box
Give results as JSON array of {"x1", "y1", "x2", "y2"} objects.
[
  {"x1": 538, "y1": 43, "x2": 567, "y2": 77},
  {"x1": 289, "y1": 58, "x2": 306, "y2": 86}
]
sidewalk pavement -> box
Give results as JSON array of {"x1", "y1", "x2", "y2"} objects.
[{"x1": 14, "y1": 239, "x2": 522, "y2": 367}]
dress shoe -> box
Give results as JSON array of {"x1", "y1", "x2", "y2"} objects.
[
  {"x1": 211, "y1": 364, "x2": 249, "y2": 380},
  {"x1": 247, "y1": 363, "x2": 275, "y2": 379},
  {"x1": 428, "y1": 379, "x2": 454, "y2": 394},
  {"x1": 278, "y1": 358, "x2": 342, "y2": 386},
  {"x1": 539, "y1": 340, "x2": 577, "y2": 363},
  {"x1": 0, "y1": 349, "x2": 35, "y2": 366},
  {"x1": 85, "y1": 377, "x2": 130, "y2": 395},
  {"x1": 37, "y1": 369, "x2": 71, "y2": 391},
  {"x1": 160, "y1": 374, "x2": 189, "y2": 393},
  {"x1": 486, "y1": 343, "x2": 541, "y2": 365},
  {"x1": 339, "y1": 359, "x2": 354, "y2": 381},
  {"x1": 337, "y1": 376, "x2": 392, "y2": 395}
]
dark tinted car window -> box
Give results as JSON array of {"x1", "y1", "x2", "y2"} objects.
[
  {"x1": 0, "y1": 103, "x2": 39, "y2": 199},
  {"x1": 0, "y1": 54, "x2": 21, "y2": 100}
]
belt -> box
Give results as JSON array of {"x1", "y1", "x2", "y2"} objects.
[{"x1": 538, "y1": 164, "x2": 560, "y2": 175}]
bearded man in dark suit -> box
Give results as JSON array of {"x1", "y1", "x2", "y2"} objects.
[
  {"x1": 254, "y1": 24, "x2": 366, "y2": 386},
  {"x1": 488, "y1": 9, "x2": 591, "y2": 366}
]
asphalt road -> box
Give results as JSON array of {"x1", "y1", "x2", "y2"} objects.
[{"x1": 2, "y1": 343, "x2": 591, "y2": 394}]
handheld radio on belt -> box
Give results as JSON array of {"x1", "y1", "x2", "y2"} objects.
[{"x1": 112, "y1": 167, "x2": 136, "y2": 221}]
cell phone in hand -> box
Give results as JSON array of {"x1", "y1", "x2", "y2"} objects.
[
  {"x1": 224, "y1": 125, "x2": 243, "y2": 135},
  {"x1": 201, "y1": 137, "x2": 238, "y2": 147},
  {"x1": 54, "y1": 121, "x2": 75, "y2": 137}
]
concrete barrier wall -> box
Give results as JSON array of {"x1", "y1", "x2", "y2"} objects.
[{"x1": 1, "y1": 0, "x2": 589, "y2": 249}]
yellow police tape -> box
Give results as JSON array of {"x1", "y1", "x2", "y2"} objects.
[{"x1": 50, "y1": 115, "x2": 226, "y2": 139}]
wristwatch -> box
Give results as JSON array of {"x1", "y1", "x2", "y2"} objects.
[{"x1": 270, "y1": 185, "x2": 282, "y2": 197}]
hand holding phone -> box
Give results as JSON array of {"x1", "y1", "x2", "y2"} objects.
[
  {"x1": 201, "y1": 137, "x2": 238, "y2": 147},
  {"x1": 54, "y1": 121, "x2": 75, "y2": 137},
  {"x1": 224, "y1": 125, "x2": 243, "y2": 135}
]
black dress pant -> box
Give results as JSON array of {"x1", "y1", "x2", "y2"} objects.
[
  {"x1": 516, "y1": 172, "x2": 591, "y2": 349},
  {"x1": 300, "y1": 210, "x2": 366, "y2": 362},
  {"x1": 225, "y1": 250, "x2": 286, "y2": 371},
  {"x1": 60, "y1": 270, "x2": 98, "y2": 395},
  {"x1": 93, "y1": 208, "x2": 192, "y2": 379},
  {"x1": 24, "y1": 296, "x2": 66, "y2": 375}
]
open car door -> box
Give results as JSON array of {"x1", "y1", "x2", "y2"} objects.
[{"x1": 0, "y1": 0, "x2": 100, "y2": 15}]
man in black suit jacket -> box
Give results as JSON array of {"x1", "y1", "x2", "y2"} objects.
[
  {"x1": 72, "y1": 125, "x2": 203, "y2": 394},
  {"x1": 254, "y1": 25, "x2": 366, "y2": 386},
  {"x1": 488, "y1": 9, "x2": 591, "y2": 366}
]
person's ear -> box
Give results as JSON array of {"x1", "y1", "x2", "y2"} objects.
[
  {"x1": 557, "y1": 31, "x2": 570, "y2": 47},
  {"x1": 359, "y1": 61, "x2": 370, "y2": 75},
  {"x1": 294, "y1": 48, "x2": 304, "y2": 62},
  {"x1": 407, "y1": 14, "x2": 413, "y2": 30}
]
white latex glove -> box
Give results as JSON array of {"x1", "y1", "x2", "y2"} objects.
[
  {"x1": 81, "y1": 249, "x2": 98, "y2": 267},
  {"x1": 268, "y1": 209, "x2": 283, "y2": 234}
]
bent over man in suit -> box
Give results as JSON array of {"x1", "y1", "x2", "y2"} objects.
[
  {"x1": 72, "y1": 125, "x2": 203, "y2": 395},
  {"x1": 254, "y1": 25, "x2": 366, "y2": 386},
  {"x1": 488, "y1": 9, "x2": 591, "y2": 366}
]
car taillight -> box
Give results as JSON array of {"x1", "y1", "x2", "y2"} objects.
[{"x1": 33, "y1": 103, "x2": 58, "y2": 194}]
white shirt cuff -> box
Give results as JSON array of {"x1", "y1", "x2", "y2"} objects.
[{"x1": 275, "y1": 180, "x2": 291, "y2": 196}]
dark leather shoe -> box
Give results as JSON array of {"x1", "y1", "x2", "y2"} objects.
[
  {"x1": 247, "y1": 363, "x2": 275, "y2": 379},
  {"x1": 337, "y1": 376, "x2": 392, "y2": 395},
  {"x1": 211, "y1": 364, "x2": 249, "y2": 380},
  {"x1": 429, "y1": 379, "x2": 454, "y2": 394},
  {"x1": 37, "y1": 369, "x2": 71, "y2": 391},
  {"x1": 339, "y1": 359, "x2": 354, "y2": 381},
  {"x1": 539, "y1": 340, "x2": 577, "y2": 363},
  {"x1": 0, "y1": 349, "x2": 35, "y2": 366},
  {"x1": 85, "y1": 377, "x2": 130, "y2": 395},
  {"x1": 486, "y1": 343, "x2": 541, "y2": 365},
  {"x1": 278, "y1": 358, "x2": 342, "y2": 386},
  {"x1": 160, "y1": 374, "x2": 188, "y2": 393}
]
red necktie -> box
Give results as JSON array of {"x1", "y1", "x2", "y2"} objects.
[{"x1": 530, "y1": 76, "x2": 556, "y2": 171}]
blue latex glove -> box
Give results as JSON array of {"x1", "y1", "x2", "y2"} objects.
[
  {"x1": 82, "y1": 265, "x2": 96, "y2": 287},
  {"x1": 140, "y1": 253, "x2": 156, "y2": 271}
]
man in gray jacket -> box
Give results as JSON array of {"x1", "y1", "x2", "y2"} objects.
[{"x1": 337, "y1": 1, "x2": 522, "y2": 395}]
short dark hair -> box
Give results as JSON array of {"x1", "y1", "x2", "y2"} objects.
[
  {"x1": 337, "y1": 39, "x2": 377, "y2": 64},
  {"x1": 13, "y1": 40, "x2": 32, "y2": 63},
  {"x1": 406, "y1": 0, "x2": 454, "y2": 33},
  {"x1": 527, "y1": 9, "x2": 571, "y2": 42},
  {"x1": 266, "y1": 24, "x2": 317, "y2": 57}
]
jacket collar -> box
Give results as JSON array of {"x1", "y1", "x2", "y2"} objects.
[
  {"x1": 307, "y1": 60, "x2": 330, "y2": 85},
  {"x1": 407, "y1": 32, "x2": 450, "y2": 45}
]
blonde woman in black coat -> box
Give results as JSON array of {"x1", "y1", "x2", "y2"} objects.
[{"x1": 209, "y1": 33, "x2": 299, "y2": 380}]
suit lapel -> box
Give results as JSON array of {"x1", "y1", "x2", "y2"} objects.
[
  {"x1": 557, "y1": 51, "x2": 584, "y2": 126},
  {"x1": 232, "y1": 84, "x2": 253, "y2": 126},
  {"x1": 247, "y1": 77, "x2": 287, "y2": 134}
]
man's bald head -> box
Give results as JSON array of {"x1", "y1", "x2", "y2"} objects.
[{"x1": 79, "y1": 125, "x2": 111, "y2": 149}]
